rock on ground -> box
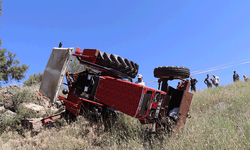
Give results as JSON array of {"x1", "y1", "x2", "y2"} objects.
[
  {"x1": 0, "y1": 110, "x2": 16, "y2": 121},
  {"x1": 0, "y1": 106, "x2": 5, "y2": 112},
  {"x1": 21, "y1": 103, "x2": 58, "y2": 116}
]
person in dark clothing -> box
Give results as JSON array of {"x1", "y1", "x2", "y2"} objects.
[
  {"x1": 204, "y1": 74, "x2": 213, "y2": 88},
  {"x1": 190, "y1": 76, "x2": 198, "y2": 92},
  {"x1": 233, "y1": 71, "x2": 239, "y2": 82}
]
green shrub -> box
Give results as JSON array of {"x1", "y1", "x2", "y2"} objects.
[
  {"x1": 0, "y1": 105, "x2": 38, "y2": 135},
  {"x1": 12, "y1": 89, "x2": 33, "y2": 104},
  {"x1": 24, "y1": 73, "x2": 43, "y2": 86},
  {"x1": 0, "y1": 88, "x2": 40, "y2": 135},
  {"x1": 68, "y1": 57, "x2": 86, "y2": 73}
]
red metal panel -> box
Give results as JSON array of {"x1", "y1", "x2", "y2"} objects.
[
  {"x1": 174, "y1": 91, "x2": 193, "y2": 137},
  {"x1": 81, "y1": 49, "x2": 99, "y2": 63},
  {"x1": 73, "y1": 48, "x2": 98, "y2": 63},
  {"x1": 176, "y1": 81, "x2": 193, "y2": 127},
  {"x1": 64, "y1": 93, "x2": 83, "y2": 116},
  {"x1": 75, "y1": 47, "x2": 82, "y2": 55},
  {"x1": 95, "y1": 76, "x2": 143, "y2": 117}
]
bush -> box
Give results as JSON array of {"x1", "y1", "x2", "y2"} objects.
[
  {"x1": 3, "y1": 87, "x2": 34, "y2": 112},
  {"x1": 68, "y1": 57, "x2": 86, "y2": 73},
  {"x1": 0, "y1": 88, "x2": 40, "y2": 135},
  {"x1": 0, "y1": 105, "x2": 38, "y2": 135},
  {"x1": 24, "y1": 73, "x2": 43, "y2": 86},
  {"x1": 13, "y1": 89, "x2": 33, "y2": 103}
]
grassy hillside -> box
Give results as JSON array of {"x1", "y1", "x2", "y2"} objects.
[{"x1": 0, "y1": 81, "x2": 250, "y2": 149}]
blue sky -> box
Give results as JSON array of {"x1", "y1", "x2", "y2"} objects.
[{"x1": 1, "y1": 0, "x2": 250, "y2": 90}]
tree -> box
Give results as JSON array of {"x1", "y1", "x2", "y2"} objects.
[
  {"x1": 24, "y1": 72, "x2": 43, "y2": 86},
  {"x1": 68, "y1": 57, "x2": 86, "y2": 73},
  {"x1": 0, "y1": 1, "x2": 29, "y2": 85},
  {"x1": 0, "y1": 1, "x2": 2, "y2": 46},
  {"x1": 0, "y1": 49, "x2": 29, "y2": 84}
]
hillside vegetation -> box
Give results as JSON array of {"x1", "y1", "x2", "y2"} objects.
[{"x1": 0, "y1": 81, "x2": 249, "y2": 149}]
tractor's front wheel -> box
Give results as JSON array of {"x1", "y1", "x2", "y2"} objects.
[{"x1": 154, "y1": 66, "x2": 190, "y2": 79}]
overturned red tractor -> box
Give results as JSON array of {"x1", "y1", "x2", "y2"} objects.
[{"x1": 40, "y1": 47, "x2": 193, "y2": 135}]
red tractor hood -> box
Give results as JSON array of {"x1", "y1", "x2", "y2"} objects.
[{"x1": 95, "y1": 76, "x2": 143, "y2": 117}]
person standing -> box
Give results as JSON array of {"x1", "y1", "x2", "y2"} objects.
[
  {"x1": 190, "y1": 76, "x2": 198, "y2": 92},
  {"x1": 204, "y1": 74, "x2": 213, "y2": 88},
  {"x1": 180, "y1": 79, "x2": 186, "y2": 90},
  {"x1": 243, "y1": 75, "x2": 249, "y2": 82},
  {"x1": 212, "y1": 74, "x2": 220, "y2": 87},
  {"x1": 135, "y1": 74, "x2": 145, "y2": 86},
  {"x1": 177, "y1": 82, "x2": 181, "y2": 90},
  {"x1": 233, "y1": 71, "x2": 239, "y2": 82}
]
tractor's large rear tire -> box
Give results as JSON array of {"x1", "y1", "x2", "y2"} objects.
[
  {"x1": 95, "y1": 52, "x2": 139, "y2": 78},
  {"x1": 154, "y1": 66, "x2": 190, "y2": 79}
]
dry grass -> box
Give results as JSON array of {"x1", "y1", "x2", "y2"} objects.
[{"x1": 0, "y1": 81, "x2": 250, "y2": 149}]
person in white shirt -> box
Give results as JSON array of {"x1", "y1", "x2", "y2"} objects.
[
  {"x1": 135, "y1": 74, "x2": 145, "y2": 86},
  {"x1": 212, "y1": 74, "x2": 220, "y2": 87},
  {"x1": 243, "y1": 75, "x2": 249, "y2": 82}
]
